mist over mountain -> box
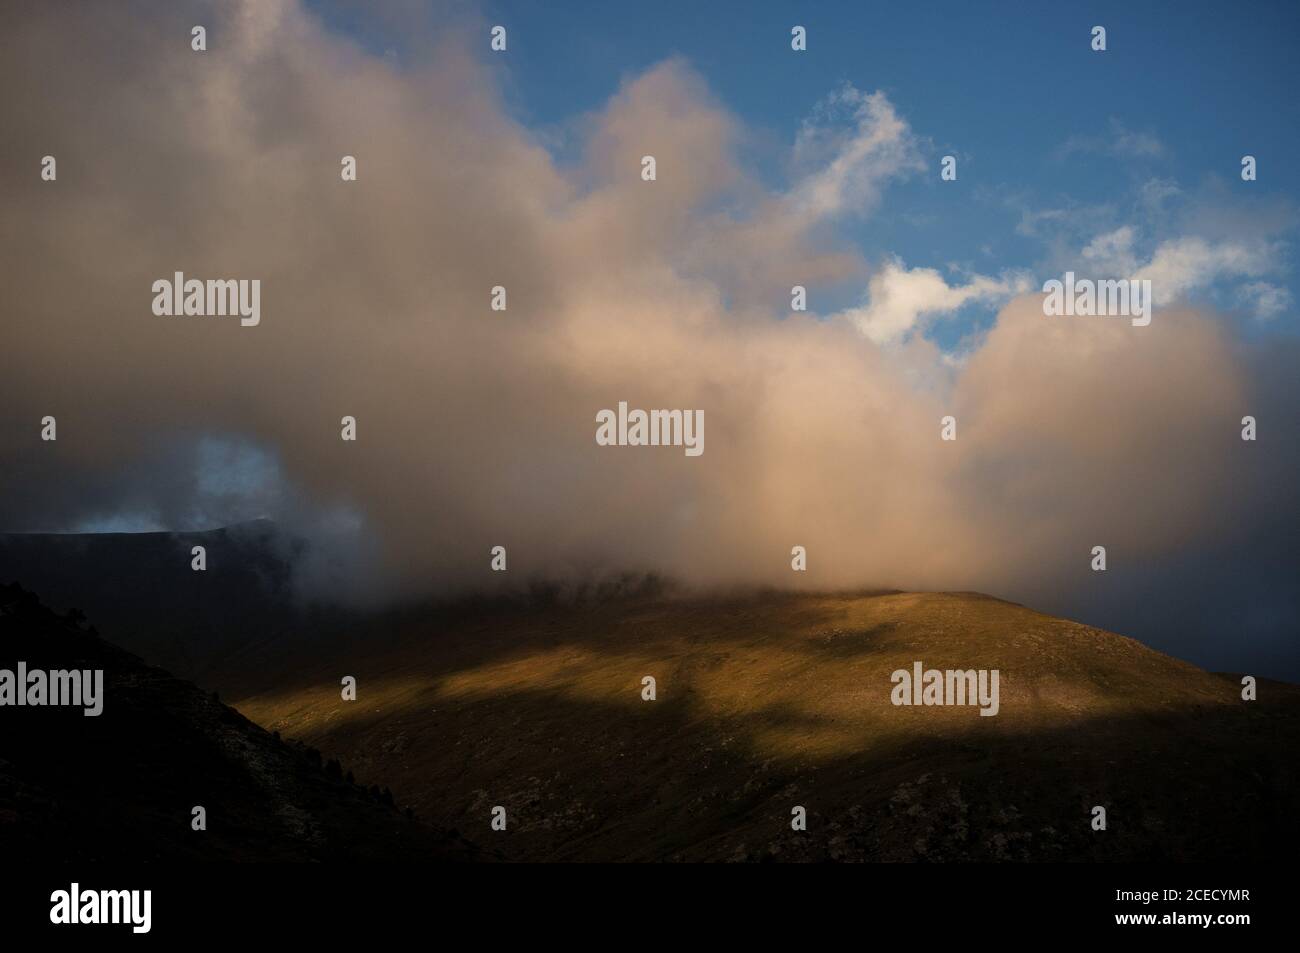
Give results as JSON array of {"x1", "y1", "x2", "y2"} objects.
[
  {"x1": 4, "y1": 559, "x2": 1295, "y2": 863},
  {"x1": 1, "y1": 0, "x2": 1296, "y2": 682},
  {"x1": 0, "y1": 521, "x2": 301, "y2": 681},
  {"x1": 3, "y1": 519, "x2": 1296, "y2": 688}
]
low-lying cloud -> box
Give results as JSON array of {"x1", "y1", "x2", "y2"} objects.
[{"x1": 0, "y1": 1, "x2": 1295, "y2": 676}]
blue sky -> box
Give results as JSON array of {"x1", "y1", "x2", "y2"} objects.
[{"x1": 313, "y1": 0, "x2": 1300, "y2": 350}]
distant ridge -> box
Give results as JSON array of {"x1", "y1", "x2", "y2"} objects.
[
  {"x1": 0, "y1": 521, "x2": 299, "y2": 680},
  {"x1": 0, "y1": 516, "x2": 277, "y2": 537}
]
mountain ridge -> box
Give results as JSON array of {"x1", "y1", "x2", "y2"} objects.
[
  {"x1": 221, "y1": 588, "x2": 1300, "y2": 861},
  {"x1": 4, "y1": 526, "x2": 1297, "y2": 862},
  {"x1": 0, "y1": 582, "x2": 480, "y2": 862}
]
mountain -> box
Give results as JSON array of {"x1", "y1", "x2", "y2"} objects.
[
  {"x1": 0, "y1": 582, "x2": 479, "y2": 861},
  {"x1": 3, "y1": 523, "x2": 1297, "y2": 862},
  {"x1": 218, "y1": 589, "x2": 1300, "y2": 862},
  {"x1": 0, "y1": 521, "x2": 301, "y2": 682}
]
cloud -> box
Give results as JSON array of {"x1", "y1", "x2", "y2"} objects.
[
  {"x1": 1057, "y1": 118, "x2": 1166, "y2": 161},
  {"x1": 1080, "y1": 226, "x2": 1140, "y2": 276},
  {"x1": 1139, "y1": 177, "x2": 1182, "y2": 210},
  {"x1": 1061, "y1": 222, "x2": 1287, "y2": 312},
  {"x1": 1005, "y1": 194, "x2": 1115, "y2": 240},
  {"x1": 1134, "y1": 235, "x2": 1280, "y2": 305},
  {"x1": 1014, "y1": 206, "x2": 1071, "y2": 237},
  {"x1": 0, "y1": 2, "x2": 1295, "y2": 677},
  {"x1": 1239, "y1": 281, "x2": 1293, "y2": 319},
  {"x1": 789, "y1": 84, "x2": 924, "y2": 219},
  {"x1": 833, "y1": 259, "x2": 1031, "y2": 345}
]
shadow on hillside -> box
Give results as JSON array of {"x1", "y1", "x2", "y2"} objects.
[
  {"x1": 5, "y1": 578, "x2": 1297, "y2": 862},
  {"x1": 201, "y1": 588, "x2": 919, "y2": 700},
  {"x1": 238, "y1": 658, "x2": 1300, "y2": 862},
  {"x1": 0, "y1": 584, "x2": 482, "y2": 862}
]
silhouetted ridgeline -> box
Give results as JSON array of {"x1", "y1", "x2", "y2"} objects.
[
  {"x1": 0, "y1": 521, "x2": 300, "y2": 680},
  {"x1": 0, "y1": 583, "x2": 479, "y2": 861}
]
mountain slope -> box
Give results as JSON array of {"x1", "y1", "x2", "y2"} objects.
[
  {"x1": 0, "y1": 583, "x2": 478, "y2": 861},
  {"x1": 220, "y1": 589, "x2": 1300, "y2": 862},
  {"x1": 0, "y1": 521, "x2": 299, "y2": 682}
]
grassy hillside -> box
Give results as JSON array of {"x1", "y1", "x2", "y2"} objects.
[{"x1": 221, "y1": 589, "x2": 1300, "y2": 861}]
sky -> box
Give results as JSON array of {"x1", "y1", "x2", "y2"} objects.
[
  {"x1": 0, "y1": 0, "x2": 1296, "y2": 677},
  {"x1": 312, "y1": 0, "x2": 1300, "y2": 350}
]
